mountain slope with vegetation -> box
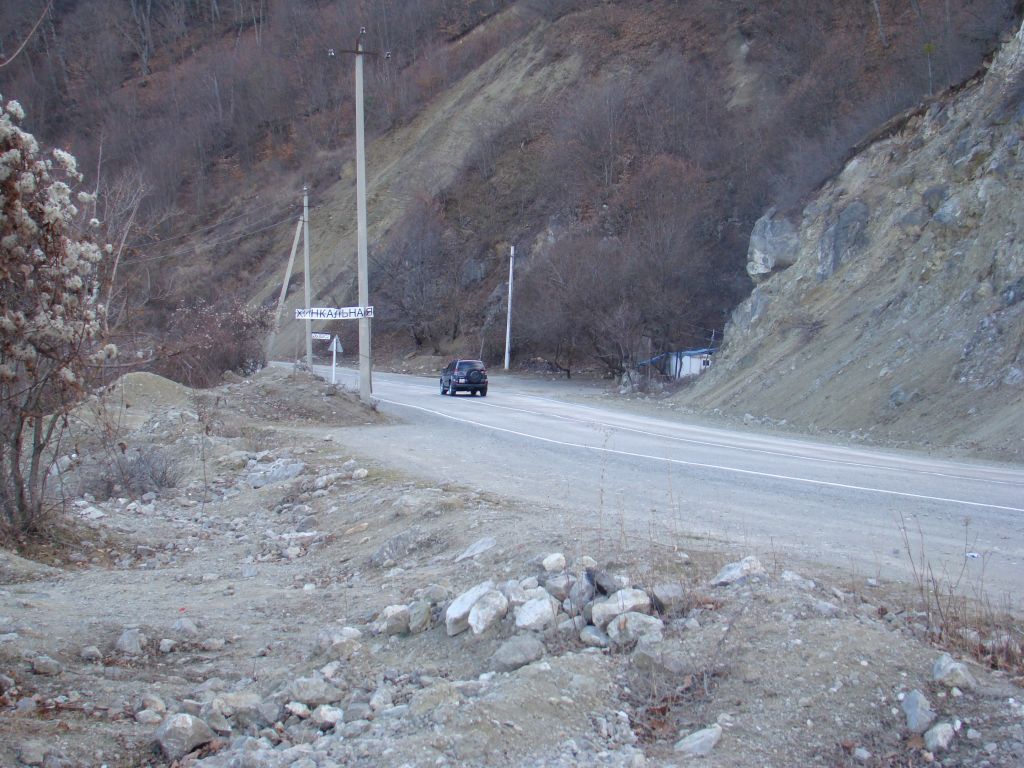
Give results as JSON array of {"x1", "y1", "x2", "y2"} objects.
[
  {"x1": 680, "y1": 18, "x2": 1024, "y2": 462},
  {"x1": 1, "y1": 0, "x2": 1019, "y2": 383}
]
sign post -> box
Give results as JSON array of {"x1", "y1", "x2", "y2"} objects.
[
  {"x1": 295, "y1": 308, "x2": 367, "y2": 385},
  {"x1": 329, "y1": 336, "x2": 343, "y2": 384}
]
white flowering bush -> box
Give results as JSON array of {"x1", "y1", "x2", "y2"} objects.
[{"x1": 1, "y1": 95, "x2": 113, "y2": 539}]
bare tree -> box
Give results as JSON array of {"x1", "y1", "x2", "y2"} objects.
[
  {"x1": 870, "y1": 0, "x2": 888, "y2": 47},
  {"x1": 122, "y1": 0, "x2": 155, "y2": 75},
  {"x1": 374, "y1": 193, "x2": 462, "y2": 350}
]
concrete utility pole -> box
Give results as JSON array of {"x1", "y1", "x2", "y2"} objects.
[
  {"x1": 354, "y1": 38, "x2": 372, "y2": 403},
  {"x1": 303, "y1": 185, "x2": 312, "y2": 368},
  {"x1": 329, "y1": 30, "x2": 386, "y2": 404},
  {"x1": 504, "y1": 245, "x2": 515, "y2": 370}
]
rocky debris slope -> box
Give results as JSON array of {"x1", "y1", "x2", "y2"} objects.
[
  {"x1": 1, "y1": 369, "x2": 1023, "y2": 766},
  {"x1": 682, "y1": 22, "x2": 1024, "y2": 461}
]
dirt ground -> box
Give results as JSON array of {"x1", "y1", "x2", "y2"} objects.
[{"x1": 1, "y1": 366, "x2": 1022, "y2": 767}]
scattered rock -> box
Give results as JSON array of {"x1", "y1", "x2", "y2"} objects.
[
  {"x1": 711, "y1": 556, "x2": 766, "y2": 586},
  {"x1": 381, "y1": 604, "x2": 411, "y2": 636},
  {"x1": 933, "y1": 653, "x2": 977, "y2": 690},
  {"x1": 491, "y1": 635, "x2": 545, "y2": 672},
  {"x1": 31, "y1": 655, "x2": 62, "y2": 676},
  {"x1": 311, "y1": 704, "x2": 344, "y2": 729},
  {"x1": 925, "y1": 721, "x2": 956, "y2": 752},
  {"x1": 408, "y1": 601, "x2": 432, "y2": 634},
  {"x1": 286, "y1": 675, "x2": 342, "y2": 707},
  {"x1": 902, "y1": 689, "x2": 936, "y2": 734},
  {"x1": 115, "y1": 627, "x2": 146, "y2": 655},
  {"x1": 18, "y1": 741, "x2": 46, "y2": 766},
  {"x1": 542, "y1": 552, "x2": 566, "y2": 572},
  {"x1": 153, "y1": 713, "x2": 215, "y2": 761},
  {"x1": 606, "y1": 612, "x2": 664, "y2": 645},
  {"x1": 591, "y1": 588, "x2": 651, "y2": 629},
  {"x1": 674, "y1": 723, "x2": 723, "y2": 755},
  {"x1": 454, "y1": 536, "x2": 496, "y2": 562},
  {"x1": 468, "y1": 590, "x2": 508, "y2": 635},
  {"x1": 445, "y1": 580, "x2": 495, "y2": 636},
  {"x1": 515, "y1": 595, "x2": 556, "y2": 631},
  {"x1": 651, "y1": 581, "x2": 687, "y2": 613}
]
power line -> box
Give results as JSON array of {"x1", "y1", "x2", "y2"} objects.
[
  {"x1": 127, "y1": 198, "x2": 298, "y2": 248},
  {"x1": 128, "y1": 212, "x2": 299, "y2": 263},
  {"x1": 124, "y1": 195, "x2": 338, "y2": 264},
  {"x1": 0, "y1": 0, "x2": 53, "y2": 70}
]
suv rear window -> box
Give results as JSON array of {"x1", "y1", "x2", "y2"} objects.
[{"x1": 456, "y1": 361, "x2": 485, "y2": 372}]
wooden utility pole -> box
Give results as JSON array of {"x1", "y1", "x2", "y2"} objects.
[{"x1": 266, "y1": 215, "x2": 304, "y2": 358}]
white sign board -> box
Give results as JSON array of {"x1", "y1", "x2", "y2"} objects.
[
  {"x1": 311, "y1": 332, "x2": 331, "y2": 340},
  {"x1": 329, "y1": 336, "x2": 343, "y2": 353},
  {"x1": 295, "y1": 306, "x2": 374, "y2": 321}
]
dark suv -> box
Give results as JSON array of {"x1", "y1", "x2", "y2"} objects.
[{"x1": 440, "y1": 359, "x2": 488, "y2": 397}]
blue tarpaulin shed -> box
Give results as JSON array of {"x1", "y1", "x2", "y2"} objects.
[{"x1": 639, "y1": 348, "x2": 717, "y2": 379}]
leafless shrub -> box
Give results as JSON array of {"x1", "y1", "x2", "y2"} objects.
[
  {"x1": 241, "y1": 427, "x2": 276, "y2": 453},
  {"x1": 897, "y1": 513, "x2": 1023, "y2": 676},
  {"x1": 122, "y1": 446, "x2": 182, "y2": 494},
  {"x1": 778, "y1": 313, "x2": 826, "y2": 343},
  {"x1": 75, "y1": 447, "x2": 181, "y2": 501}
]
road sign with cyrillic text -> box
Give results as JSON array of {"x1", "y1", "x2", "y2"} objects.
[{"x1": 295, "y1": 306, "x2": 373, "y2": 321}]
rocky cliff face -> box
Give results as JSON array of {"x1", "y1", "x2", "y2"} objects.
[{"x1": 683, "y1": 23, "x2": 1024, "y2": 461}]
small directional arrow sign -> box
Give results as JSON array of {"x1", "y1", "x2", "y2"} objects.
[{"x1": 329, "y1": 336, "x2": 343, "y2": 354}]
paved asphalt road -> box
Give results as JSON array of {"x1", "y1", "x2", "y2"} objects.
[{"x1": 303, "y1": 364, "x2": 1024, "y2": 603}]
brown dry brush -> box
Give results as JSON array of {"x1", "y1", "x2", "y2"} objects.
[
  {"x1": 897, "y1": 512, "x2": 1024, "y2": 677},
  {"x1": 150, "y1": 298, "x2": 274, "y2": 388}
]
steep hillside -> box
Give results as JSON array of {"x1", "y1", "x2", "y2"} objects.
[
  {"x1": 680, "y1": 21, "x2": 1024, "y2": 462},
  {"x1": 261, "y1": 0, "x2": 1020, "y2": 367},
  {"x1": 258, "y1": 8, "x2": 582, "y2": 359},
  {"x1": 1, "y1": 1, "x2": 1018, "y2": 380}
]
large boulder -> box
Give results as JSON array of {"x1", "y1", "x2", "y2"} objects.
[
  {"x1": 816, "y1": 199, "x2": 870, "y2": 280},
  {"x1": 747, "y1": 209, "x2": 800, "y2": 281},
  {"x1": 286, "y1": 675, "x2": 343, "y2": 707},
  {"x1": 491, "y1": 635, "x2": 545, "y2": 672},
  {"x1": 591, "y1": 588, "x2": 651, "y2": 629},
  {"x1": 468, "y1": 590, "x2": 509, "y2": 634},
  {"x1": 154, "y1": 714, "x2": 215, "y2": 761},
  {"x1": 515, "y1": 595, "x2": 557, "y2": 631},
  {"x1": 445, "y1": 580, "x2": 495, "y2": 636}
]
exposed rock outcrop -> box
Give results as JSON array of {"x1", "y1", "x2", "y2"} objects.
[{"x1": 686, "y1": 21, "x2": 1024, "y2": 460}]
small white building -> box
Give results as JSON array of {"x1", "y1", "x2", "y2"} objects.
[{"x1": 641, "y1": 348, "x2": 716, "y2": 379}]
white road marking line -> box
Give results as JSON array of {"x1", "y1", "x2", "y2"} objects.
[
  {"x1": 377, "y1": 397, "x2": 1024, "y2": 514},
  {"x1": 467, "y1": 397, "x2": 1023, "y2": 487}
]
